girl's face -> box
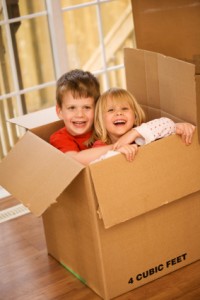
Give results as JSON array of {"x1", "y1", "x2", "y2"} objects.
[
  {"x1": 56, "y1": 91, "x2": 95, "y2": 136},
  {"x1": 103, "y1": 97, "x2": 135, "y2": 143}
]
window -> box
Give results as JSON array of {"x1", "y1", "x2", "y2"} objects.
[{"x1": 0, "y1": 0, "x2": 135, "y2": 158}]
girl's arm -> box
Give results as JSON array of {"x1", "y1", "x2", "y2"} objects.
[
  {"x1": 175, "y1": 122, "x2": 196, "y2": 145},
  {"x1": 134, "y1": 118, "x2": 176, "y2": 145},
  {"x1": 114, "y1": 117, "x2": 195, "y2": 149}
]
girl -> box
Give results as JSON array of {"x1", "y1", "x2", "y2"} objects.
[{"x1": 91, "y1": 87, "x2": 195, "y2": 162}]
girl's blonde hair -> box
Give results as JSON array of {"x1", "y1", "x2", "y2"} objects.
[{"x1": 93, "y1": 87, "x2": 146, "y2": 145}]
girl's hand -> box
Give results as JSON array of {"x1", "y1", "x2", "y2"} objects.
[
  {"x1": 113, "y1": 129, "x2": 140, "y2": 150},
  {"x1": 175, "y1": 123, "x2": 196, "y2": 145},
  {"x1": 116, "y1": 144, "x2": 138, "y2": 162}
]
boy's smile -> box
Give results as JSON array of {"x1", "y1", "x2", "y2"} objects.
[{"x1": 56, "y1": 91, "x2": 95, "y2": 136}]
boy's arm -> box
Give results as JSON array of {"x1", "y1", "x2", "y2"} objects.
[
  {"x1": 65, "y1": 144, "x2": 114, "y2": 165},
  {"x1": 67, "y1": 143, "x2": 138, "y2": 165}
]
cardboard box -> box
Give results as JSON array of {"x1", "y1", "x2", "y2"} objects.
[
  {"x1": 0, "y1": 49, "x2": 200, "y2": 300},
  {"x1": 131, "y1": 0, "x2": 200, "y2": 73}
]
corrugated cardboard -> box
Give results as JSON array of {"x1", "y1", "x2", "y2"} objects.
[
  {"x1": 131, "y1": 0, "x2": 200, "y2": 73},
  {"x1": 0, "y1": 49, "x2": 200, "y2": 299},
  {"x1": 124, "y1": 48, "x2": 200, "y2": 140}
]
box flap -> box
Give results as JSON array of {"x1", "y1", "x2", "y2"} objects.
[
  {"x1": 89, "y1": 133, "x2": 200, "y2": 228},
  {"x1": 9, "y1": 106, "x2": 59, "y2": 129},
  {"x1": 124, "y1": 48, "x2": 198, "y2": 125},
  {"x1": 131, "y1": 0, "x2": 200, "y2": 73},
  {"x1": 0, "y1": 131, "x2": 84, "y2": 216}
]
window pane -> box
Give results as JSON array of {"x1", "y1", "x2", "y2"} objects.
[
  {"x1": 14, "y1": 16, "x2": 55, "y2": 89},
  {"x1": 24, "y1": 86, "x2": 56, "y2": 113},
  {"x1": 0, "y1": 25, "x2": 15, "y2": 94},
  {"x1": 101, "y1": 0, "x2": 135, "y2": 65},
  {"x1": 6, "y1": 0, "x2": 46, "y2": 19},
  {"x1": 62, "y1": 5, "x2": 100, "y2": 70},
  {"x1": 0, "y1": 96, "x2": 20, "y2": 155},
  {"x1": 1, "y1": 15, "x2": 55, "y2": 112},
  {"x1": 107, "y1": 68, "x2": 126, "y2": 89},
  {"x1": 0, "y1": 2, "x2": 3, "y2": 21}
]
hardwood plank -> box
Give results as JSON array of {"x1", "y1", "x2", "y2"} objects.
[{"x1": 0, "y1": 205, "x2": 200, "y2": 299}]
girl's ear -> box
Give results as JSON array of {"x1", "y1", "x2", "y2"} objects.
[{"x1": 56, "y1": 104, "x2": 63, "y2": 120}]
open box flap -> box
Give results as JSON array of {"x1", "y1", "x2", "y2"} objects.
[
  {"x1": 89, "y1": 133, "x2": 200, "y2": 229},
  {"x1": 124, "y1": 48, "x2": 198, "y2": 125},
  {"x1": 0, "y1": 131, "x2": 84, "y2": 216},
  {"x1": 131, "y1": 0, "x2": 200, "y2": 73},
  {"x1": 9, "y1": 106, "x2": 59, "y2": 129}
]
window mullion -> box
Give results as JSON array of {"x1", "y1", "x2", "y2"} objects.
[
  {"x1": 96, "y1": 0, "x2": 109, "y2": 90},
  {"x1": 45, "y1": 0, "x2": 69, "y2": 79},
  {"x1": 2, "y1": 0, "x2": 24, "y2": 116}
]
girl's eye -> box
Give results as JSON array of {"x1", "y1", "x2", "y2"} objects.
[
  {"x1": 122, "y1": 107, "x2": 129, "y2": 111},
  {"x1": 84, "y1": 106, "x2": 91, "y2": 110},
  {"x1": 107, "y1": 108, "x2": 114, "y2": 112}
]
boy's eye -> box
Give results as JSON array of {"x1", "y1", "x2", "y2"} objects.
[{"x1": 68, "y1": 106, "x2": 75, "y2": 110}]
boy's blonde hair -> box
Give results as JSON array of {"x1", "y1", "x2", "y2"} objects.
[{"x1": 93, "y1": 87, "x2": 146, "y2": 145}]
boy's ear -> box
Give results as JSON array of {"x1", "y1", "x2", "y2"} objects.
[{"x1": 56, "y1": 104, "x2": 63, "y2": 120}]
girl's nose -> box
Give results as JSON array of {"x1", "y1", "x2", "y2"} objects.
[{"x1": 116, "y1": 109, "x2": 123, "y2": 115}]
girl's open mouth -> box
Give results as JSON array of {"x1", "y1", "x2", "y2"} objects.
[{"x1": 113, "y1": 119, "x2": 126, "y2": 126}]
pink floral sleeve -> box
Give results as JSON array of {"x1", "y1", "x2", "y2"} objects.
[{"x1": 135, "y1": 117, "x2": 176, "y2": 145}]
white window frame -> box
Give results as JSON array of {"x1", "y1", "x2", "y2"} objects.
[
  {"x1": 0, "y1": 0, "x2": 126, "y2": 113},
  {"x1": 0, "y1": 0, "x2": 130, "y2": 158}
]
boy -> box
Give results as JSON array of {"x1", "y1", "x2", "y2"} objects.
[
  {"x1": 50, "y1": 69, "x2": 100, "y2": 152},
  {"x1": 50, "y1": 69, "x2": 115, "y2": 164}
]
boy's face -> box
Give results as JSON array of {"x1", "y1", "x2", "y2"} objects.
[
  {"x1": 56, "y1": 91, "x2": 95, "y2": 136},
  {"x1": 103, "y1": 97, "x2": 135, "y2": 143}
]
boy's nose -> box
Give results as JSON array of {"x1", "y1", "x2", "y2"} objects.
[{"x1": 76, "y1": 108, "x2": 84, "y2": 116}]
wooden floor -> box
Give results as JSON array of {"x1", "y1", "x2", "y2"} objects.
[{"x1": 1, "y1": 196, "x2": 200, "y2": 300}]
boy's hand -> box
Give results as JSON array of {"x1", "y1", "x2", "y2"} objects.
[
  {"x1": 175, "y1": 123, "x2": 196, "y2": 145},
  {"x1": 116, "y1": 144, "x2": 138, "y2": 162}
]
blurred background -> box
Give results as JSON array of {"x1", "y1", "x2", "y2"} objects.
[{"x1": 0, "y1": 0, "x2": 136, "y2": 160}]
